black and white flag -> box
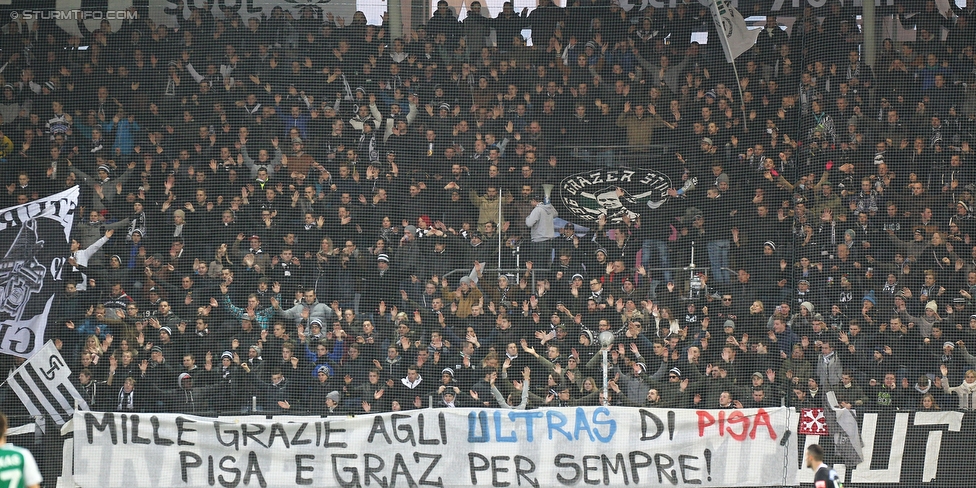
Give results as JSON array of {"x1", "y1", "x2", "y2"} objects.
[
  {"x1": 0, "y1": 186, "x2": 79, "y2": 358},
  {"x1": 7, "y1": 340, "x2": 89, "y2": 430},
  {"x1": 825, "y1": 390, "x2": 864, "y2": 466},
  {"x1": 709, "y1": 0, "x2": 761, "y2": 63}
]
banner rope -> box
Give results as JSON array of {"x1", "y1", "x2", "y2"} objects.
[{"x1": 782, "y1": 406, "x2": 792, "y2": 487}]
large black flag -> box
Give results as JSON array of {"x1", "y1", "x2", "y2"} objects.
[{"x1": 0, "y1": 186, "x2": 79, "y2": 358}]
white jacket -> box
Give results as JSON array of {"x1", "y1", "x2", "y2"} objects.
[{"x1": 72, "y1": 235, "x2": 109, "y2": 291}]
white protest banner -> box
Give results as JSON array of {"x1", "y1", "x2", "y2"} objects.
[
  {"x1": 74, "y1": 406, "x2": 798, "y2": 487},
  {"x1": 0, "y1": 186, "x2": 79, "y2": 359}
]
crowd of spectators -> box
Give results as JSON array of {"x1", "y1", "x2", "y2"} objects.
[{"x1": 1, "y1": 0, "x2": 976, "y2": 417}]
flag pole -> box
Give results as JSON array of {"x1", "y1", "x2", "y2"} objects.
[
  {"x1": 709, "y1": 0, "x2": 758, "y2": 132},
  {"x1": 730, "y1": 60, "x2": 750, "y2": 133}
]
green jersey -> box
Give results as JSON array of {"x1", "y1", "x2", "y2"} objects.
[{"x1": 0, "y1": 444, "x2": 42, "y2": 488}]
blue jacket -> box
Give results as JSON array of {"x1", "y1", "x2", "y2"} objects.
[{"x1": 103, "y1": 119, "x2": 141, "y2": 155}]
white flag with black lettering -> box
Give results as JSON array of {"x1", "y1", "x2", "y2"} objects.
[
  {"x1": 0, "y1": 186, "x2": 79, "y2": 359},
  {"x1": 709, "y1": 0, "x2": 760, "y2": 63},
  {"x1": 7, "y1": 341, "x2": 89, "y2": 431}
]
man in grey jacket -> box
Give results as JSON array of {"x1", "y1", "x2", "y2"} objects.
[
  {"x1": 273, "y1": 288, "x2": 332, "y2": 328},
  {"x1": 525, "y1": 192, "x2": 557, "y2": 266},
  {"x1": 817, "y1": 341, "x2": 844, "y2": 390}
]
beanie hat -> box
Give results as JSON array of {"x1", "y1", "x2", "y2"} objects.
[
  {"x1": 317, "y1": 364, "x2": 333, "y2": 377},
  {"x1": 580, "y1": 329, "x2": 595, "y2": 343}
]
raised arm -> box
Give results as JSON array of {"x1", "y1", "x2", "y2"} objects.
[
  {"x1": 405, "y1": 103, "x2": 419, "y2": 125},
  {"x1": 516, "y1": 378, "x2": 530, "y2": 409},
  {"x1": 490, "y1": 384, "x2": 512, "y2": 408},
  {"x1": 241, "y1": 143, "x2": 257, "y2": 168},
  {"x1": 368, "y1": 102, "x2": 383, "y2": 124}
]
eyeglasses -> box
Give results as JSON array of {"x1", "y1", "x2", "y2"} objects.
[
  {"x1": 722, "y1": 298, "x2": 733, "y2": 302},
  {"x1": 669, "y1": 375, "x2": 678, "y2": 379}
]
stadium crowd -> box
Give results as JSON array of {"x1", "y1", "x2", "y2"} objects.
[{"x1": 2, "y1": 0, "x2": 976, "y2": 417}]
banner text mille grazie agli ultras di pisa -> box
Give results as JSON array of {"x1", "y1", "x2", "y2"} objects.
[{"x1": 74, "y1": 407, "x2": 797, "y2": 488}]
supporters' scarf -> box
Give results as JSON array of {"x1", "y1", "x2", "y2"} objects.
[
  {"x1": 118, "y1": 388, "x2": 135, "y2": 411},
  {"x1": 822, "y1": 352, "x2": 835, "y2": 366},
  {"x1": 499, "y1": 286, "x2": 511, "y2": 303},
  {"x1": 340, "y1": 74, "x2": 353, "y2": 100},
  {"x1": 401, "y1": 375, "x2": 423, "y2": 389},
  {"x1": 389, "y1": 75, "x2": 403, "y2": 91},
  {"x1": 359, "y1": 130, "x2": 378, "y2": 162},
  {"x1": 128, "y1": 211, "x2": 147, "y2": 240},
  {"x1": 959, "y1": 379, "x2": 976, "y2": 394}
]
